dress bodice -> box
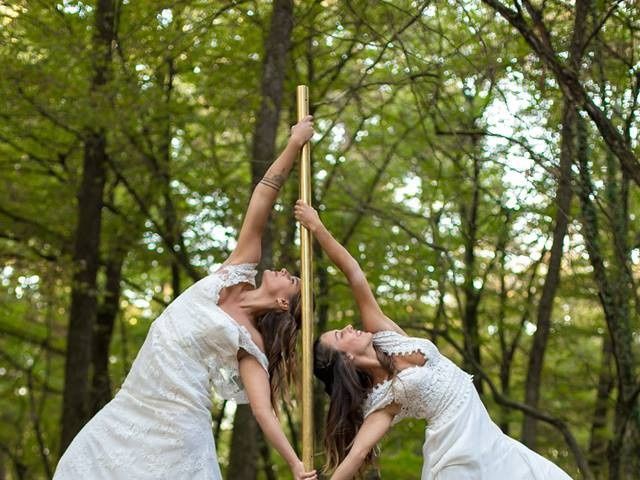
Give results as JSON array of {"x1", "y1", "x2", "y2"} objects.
[
  {"x1": 121, "y1": 263, "x2": 268, "y2": 408},
  {"x1": 362, "y1": 331, "x2": 473, "y2": 429}
]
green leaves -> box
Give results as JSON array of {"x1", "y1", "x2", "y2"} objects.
[{"x1": 0, "y1": 1, "x2": 638, "y2": 478}]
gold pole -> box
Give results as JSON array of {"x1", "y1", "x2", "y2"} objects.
[{"x1": 297, "y1": 85, "x2": 314, "y2": 470}]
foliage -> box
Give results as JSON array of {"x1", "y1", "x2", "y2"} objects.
[{"x1": 0, "y1": 1, "x2": 638, "y2": 479}]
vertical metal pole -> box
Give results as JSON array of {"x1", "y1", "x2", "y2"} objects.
[{"x1": 296, "y1": 85, "x2": 314, "y2": 470}]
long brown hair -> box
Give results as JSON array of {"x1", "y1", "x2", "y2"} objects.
[
  {"x1": 314, "y1": 337, "x2": 395, "y2": 474},
  {"x1": 256, "y1": 290, "x2": 302, "y2": 405}
]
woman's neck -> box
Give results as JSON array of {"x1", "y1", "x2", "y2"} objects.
[
  {"x1": 236, "y1": 286, "x2": 273, "y2": 317},
  {"x1": 219, "y1": 285, "x2": 271, "y2": 324},
  {"x1": 364, "y1": 346, "x2": 395, "y2": 385}
]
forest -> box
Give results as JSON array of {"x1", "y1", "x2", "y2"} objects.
[{"x1": 0, "y1": 0, "x2": 639, "y2": 479}]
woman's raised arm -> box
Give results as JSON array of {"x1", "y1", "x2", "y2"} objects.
[
  {"x1": 225, "y1": 116, "x2": 314, "y2": 265},
  {"x1": 294, "y1": 201, "x2": 405, "y2": 335}
]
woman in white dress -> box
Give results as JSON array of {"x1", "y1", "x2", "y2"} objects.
[
  {"x1": 53, "y1": 118, "x2": 318, "y2": 480},
  {"x1": 294, "y1": 200, "x2": 572, "y2": 480}
]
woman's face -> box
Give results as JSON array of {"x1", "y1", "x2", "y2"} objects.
[
  {"x1": 262, "y1": 268, "x2": 301, "y2": 300},
  {"x1": 320, "y1": 324, "x2": 373, "y2": 356}
]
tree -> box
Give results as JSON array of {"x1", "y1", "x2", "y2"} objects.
[
  {"x1": 60, "y1": 0, "x2": 118, "y2": 452},
  {"x1": 227, "y1": 1, "x2": 295, "y2": 478}
]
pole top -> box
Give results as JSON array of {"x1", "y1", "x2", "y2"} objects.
[{"x1": 296, "y1": 86, "x2": 309, "y2": 120}]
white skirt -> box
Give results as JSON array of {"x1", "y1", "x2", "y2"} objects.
[
  {"x1": 421, "y1": 388, "x2": 573, "y2": 480},
  {"x1": 53, "y1": 389, "x2": 221, "y2": 480}
]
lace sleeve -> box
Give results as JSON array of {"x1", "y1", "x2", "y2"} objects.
[
  {"x1": 201, "y1": 263, "x2": 258, "y2": 304},
  {"x1": 237, "y1": 326, "x2": 269, "y2": 372},
  {"x1": 363, "y1": 380, "x2": 395, "y2": 419},
  {"x1": 373, "y1": 330, "x2": 437, "y2": 360}
]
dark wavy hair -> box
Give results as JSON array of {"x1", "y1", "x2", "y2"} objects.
[
  {"x1": 256, "y1": 290, "x2": 302, "y2": 405},
  {"x1": 313, "y1": 337, "x2": 395, "y2": 474}
]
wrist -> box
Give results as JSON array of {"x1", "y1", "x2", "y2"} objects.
[
  {"x1": 314, "y1": 222, "x2": 328, "y2": 235},
  {"x1": 308, "y1": 222, "x2": 321, "y2": 234},
  {"x1": 288, "y1": 136, "x2": 306, "y2": 150}
]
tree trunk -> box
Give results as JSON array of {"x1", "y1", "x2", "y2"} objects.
[
  {"x1": 575, "y1": 115, "x2": 637, "y2": 480},
  {"x1": 521, "y1": 102, "x2": 574, "y2": 448},
  {"x1": 461, "y1": 153, "x2": 482, "y2": 393},
  {"x1": 227, "y1": 405, "x2": 260, "y2": 479},
  {"x1": 260, "y1": 437, "x2": 277, "y2": 480},
  {"x1": 159, "y1": 55, "x2": 182, "y2": 299},
  {"x1": 521, "y1": 0, "x2": 590, "y2": 449},
  {"x1": 496, "y1": 223, "x2": 510, "y2": 434},
  {"x1": 588, "y1": 336, "x2": 613, "y2": 477},
  {"x1": 227, "y1": 1, "x2": 294, "y2": 478},
  {"x1": 59, "y1": 0, "x2": 116, "y2": 452},
  {"x1": 249, "y1": 0, "x2": 294, "y2": 187},
  {"x1": 90, "y1": 252, "x2": 123, "y2": 414}
]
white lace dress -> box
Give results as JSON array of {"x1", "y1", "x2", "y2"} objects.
[
  {"x1": 54, "y1": 263, "x2": 268, "y2": 480},
  {"x1": 363, "y1": 331, "x2": 573, "y2": 480}
]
